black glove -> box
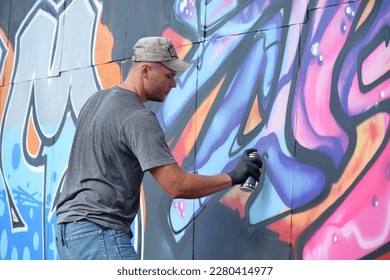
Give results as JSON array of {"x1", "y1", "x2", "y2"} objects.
[{"x1": 227, "y1": 148, "x2": 263, "y2": 185}]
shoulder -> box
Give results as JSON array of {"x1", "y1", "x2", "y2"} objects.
[{"x1": 125, "y1": 109, "x2": 159, "y2": 128}]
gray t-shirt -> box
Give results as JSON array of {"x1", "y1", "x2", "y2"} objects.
[{"x1": 56, "y1": 86, "x2": 176, "y2": 236}]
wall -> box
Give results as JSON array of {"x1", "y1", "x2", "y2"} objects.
[{"x1": 0, "y1": 0, "x2": 389, "y2": 260}]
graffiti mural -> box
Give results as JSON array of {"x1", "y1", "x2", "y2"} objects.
[{"x1": 0, "y1": 0, "x2": 389, "y2": 260}]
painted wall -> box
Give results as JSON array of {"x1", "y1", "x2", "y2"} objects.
[{"x1": 0, "y1": 0, "x2": 389, "y2": 260}]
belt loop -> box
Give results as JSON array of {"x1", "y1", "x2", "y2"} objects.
[{"x1": 61, "y1": 223, "x2": 66, "y2": 247}]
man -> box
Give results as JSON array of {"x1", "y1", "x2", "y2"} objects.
[{"x1": 55, "y1": 36, "x2": 262, "y2": 260}]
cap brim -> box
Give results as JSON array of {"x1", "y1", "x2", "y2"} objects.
[{"x1": 162, "y1": 59, "x2": 192, "y2": 72}]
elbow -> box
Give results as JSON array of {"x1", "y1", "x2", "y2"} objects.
[
  {"x1": 170, "y1": 192, "x2": 181, "y2": 199},
  {"x1": 149, "y1": 164, "x2": 190, "y2": 199},
  {"x1": 166, "y1": 182, "x2": 185, "y2": 199},
  {"x1": 162, "y1": 175, "x2": 189, "y2": 199}
]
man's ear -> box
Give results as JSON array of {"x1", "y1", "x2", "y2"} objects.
[{"x1": 141, "y1": 64, "x2": 150, "y2": 78}]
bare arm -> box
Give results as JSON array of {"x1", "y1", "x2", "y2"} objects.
[
  {"x1": 149, "y1": 163, "x2": 233, "y2": 199},
  {"x1": 149, "y1": 148, "x2": 262, "y2": 199}
]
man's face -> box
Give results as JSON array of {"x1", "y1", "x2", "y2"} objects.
[{"x1": 144, "y1": 63, "x2": 177, "y2": 102}]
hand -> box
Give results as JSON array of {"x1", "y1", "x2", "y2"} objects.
[{"x1": 227, "y1": 148, "x2": 263, "y2": 185}]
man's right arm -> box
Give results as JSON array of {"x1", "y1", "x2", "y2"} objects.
[{"x1": 149, "y1": 148, "x2": 262, "y2": 199}]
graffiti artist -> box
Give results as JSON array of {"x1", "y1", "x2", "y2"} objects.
[{"x1": 55, "y1": 36, "x2": 262, "y2": 260}]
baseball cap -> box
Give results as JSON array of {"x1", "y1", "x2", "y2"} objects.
[{"x1": 132, "y1": 36, "x2": 192, "y2": 72}]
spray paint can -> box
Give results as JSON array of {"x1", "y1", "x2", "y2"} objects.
[{"x1": 240, "y1": 151, "x2": 267, "y2": 192}]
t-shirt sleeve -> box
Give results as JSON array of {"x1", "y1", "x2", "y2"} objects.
[{"x1": 121, "y1": 109, "x2": 177, "y2": 171}]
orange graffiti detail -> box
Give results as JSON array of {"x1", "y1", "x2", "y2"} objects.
[
  {"x1": 220, "y1": 186, "x2": 251, "y2": 218},
  {"x1": 0, "y1": 28, "x2": 14, "y2": 117},
  {"x1": 377, "y1": 251, "x2": 390, "y2": 260},
  {"x1": 95, "y1": 15, "x2": 120, "y2": 88},
  {"x1": 0, "y1": 84, "x2": 9, "y2": 119},
  {"x1": 172, "y1": 76, "x2": 226, "y2": 166},
  {"x1": 95, "y1": 63, "x2": 121, "y2": 88},
  {"x1": 140, "y1": 183, "x2": 146, "y2": 232},
  {"x1": 244, "y1": 95, "x2": 262, "y2": 135},
  {"x1": 162, "y1": 28, "x2": 192, "y2": 59},
  {"x1": 356, "y1": 0, "x2": 375, "y2": 30},
  {"x1": 26, "y1": 115, "x2": 41, "y2": 157}
]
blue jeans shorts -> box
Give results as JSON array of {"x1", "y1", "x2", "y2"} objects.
[{"x1": 55, "y1": 219, "x2": 139, "y2": 260}]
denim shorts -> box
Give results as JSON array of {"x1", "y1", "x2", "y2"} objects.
[{"x1": 55, "y1": 219, "x2": 139, "y2": 260}]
